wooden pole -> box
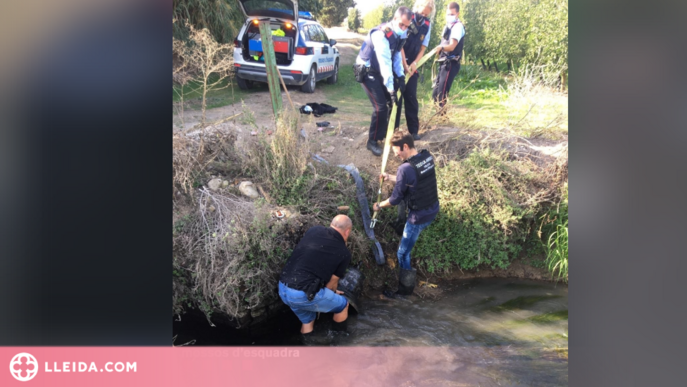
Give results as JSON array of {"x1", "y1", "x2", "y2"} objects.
[{"x1": 258, "y1": 21, "x2": 283, "y2": 118}]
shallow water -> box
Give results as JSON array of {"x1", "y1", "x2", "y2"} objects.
[{"x1": 174, "y1": 278, "x2": 568, "y2": 386}]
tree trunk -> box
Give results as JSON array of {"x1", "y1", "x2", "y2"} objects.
[
  {"x1": 494, "y1": 62, "x2": 499, "y2": 72},
  {"x1": 560, "y1": 71, "x2": 567, "y2": 92},
  {"x1": 481, "y1": 59, "x2": 487, "y2": 70}
]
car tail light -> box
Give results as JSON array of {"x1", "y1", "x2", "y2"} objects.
[
  {"x1": 234, "y1": 64, "x2": 241, "y2": 67},
  {"x1": 233, "y1": 39, "x2": 240, "y2": 48},
  {"x1": 295, "y1": 47, "x2": 313, "y2": 55},
  {"x1": 290, "y1": 70, "x2": 302, "y2": 74}
]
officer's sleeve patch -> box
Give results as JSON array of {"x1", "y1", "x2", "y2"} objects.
[
  {"x1": 419, "y1": 34, "x2": 425, "y2": 41},
  {"x1": 383, "y1": 26, "x2": 393, "y2": 38},
  {"x1": 424, "y1": 20, "x2": 430, "y2": 26}
]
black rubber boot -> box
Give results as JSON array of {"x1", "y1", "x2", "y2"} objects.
[
  {"x1": 396, "y1": 268, "x2": 417, "y2": 296},
  {"x1": 367, "y1": 140, "x2": 382, "y2": 156}
]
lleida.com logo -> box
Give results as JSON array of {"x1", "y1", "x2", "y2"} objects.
[
  {"x1": 10, "y1": 353, "x2": 38, "y2": 382},
  {"x1": 9, "y1": 352, "x2": 137, "y2": 382}
]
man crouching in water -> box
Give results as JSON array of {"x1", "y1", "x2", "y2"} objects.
[{"x1": 278, "y1": 215, "x2": 352, "y2": 344}]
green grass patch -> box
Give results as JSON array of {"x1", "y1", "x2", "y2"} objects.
[
  {"x1": 173, "y1": 74, "x2": 254, "y2": 111},
  {"x1": 320, "y1": 63, "x2": 371, "y2": 126},
  {"x1": 415, "y1": 64, "x2": 567, "y2": 137}
]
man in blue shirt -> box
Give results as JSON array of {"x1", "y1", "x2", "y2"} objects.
[
  {"x1": 373, "y1": 131, "x2": 440, "y2": 297},
  {"x1": 396, "y1": 0, "x2": 435, "y2": 141},
  {"x1": 432, "y1": 2, "x2": 466, "y2": 111},
  {"x1": 355, "y1": 7, "x2": 413, "y2": 156}
]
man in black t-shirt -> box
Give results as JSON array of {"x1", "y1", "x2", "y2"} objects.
[{"x1": 278, "y1": 215, "x2": 353, "y2": 339}]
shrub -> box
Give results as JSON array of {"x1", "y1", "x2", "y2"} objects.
[
  {"x1": 414, "y1": 147, "x2": 542, "y2": 273},
  {"x1": 540, "y1": 183, "x2": 568, "y2": 282}
]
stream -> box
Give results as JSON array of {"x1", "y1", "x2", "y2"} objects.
[{"x1": 173, "y1": 278, "x2": 568, "y2": 385}]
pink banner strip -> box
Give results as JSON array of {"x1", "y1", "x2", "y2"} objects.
[{"x1": 3, "y1": 346, "x2": 554, "y2": 386}]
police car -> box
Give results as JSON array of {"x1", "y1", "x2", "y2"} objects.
[{"x1": 233, "y1": 0, "x2": 339, "y2": 93}]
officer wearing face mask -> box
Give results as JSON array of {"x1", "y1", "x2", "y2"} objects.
[
  {"x1": 354, "y1": 7, "x2": 412, "y2": 157},
  {"x1": 396, "y1": 0, "x2": 435, "y2": 141},
  {"x1": 432, "y1": 2, "x2": 465, "y2": 111}
]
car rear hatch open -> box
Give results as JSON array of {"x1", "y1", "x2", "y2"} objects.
[{"x1": 237, "y1": 0, "x2": 300, "y2": 66}]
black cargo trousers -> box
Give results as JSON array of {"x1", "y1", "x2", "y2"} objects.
[
  {"x1": 394, "y1": 71, "x2": 420, "y2": 135},
  {"x1": 432, "y1": 59, "x2": 461, "y2": 109},
  {"x1": 360, "y1": 70, "x2": 393, "y2": 142}
]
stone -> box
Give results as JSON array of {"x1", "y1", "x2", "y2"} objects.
[
  {"x1": 221, "y1": 180, "x2": 229, "y2": 188},
  {"x1": 322, "y1": 146, "x2": 335, "y2": 153},
  {"x1": 208, "y1": 178, "x2": 222, "y2": 191},
  {"x1": 238, "y1": 181, "x2": 260, "y2": 199}
]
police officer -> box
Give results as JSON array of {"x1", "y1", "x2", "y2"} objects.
[
  {"x1": 396, "y1": 0, "x2": 435, "y2": 141},
  {"x1": 373, "y1": 131, "x2": 440, "y2": 297},
  {"x1": 432, "y1": 2, "x2": 465, "y2": 110},
  {"x1": 355, "y1": 7, "x2": 413, "y2": 156}
]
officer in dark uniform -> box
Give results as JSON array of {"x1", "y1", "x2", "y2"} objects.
[
  {"x1": 432, "y1": 2, "x2": 465, "y2": 110},
  {"x1": 396, "y1": 0, "x2": 435, "y2": 141},
  {"x1": 373, "y1": 131, "x2": 440, "y2": 297},
  {"x1": 355, "y1": 7, "x2": 413, "y2": 156}
]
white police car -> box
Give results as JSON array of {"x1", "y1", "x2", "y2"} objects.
[{"x1": 233, "y1": 0, "x2": 339, "y2": 93}]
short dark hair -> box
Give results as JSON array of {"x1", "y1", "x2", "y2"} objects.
[
  {"x1": 448, "y1": 2, "x2": 460, "y2": 12},
  {"x1": 395, "y1": 6, "x2": 413, "y2": 20},
  {"x1": 390, "y1": 131, "x2": 415, "y2": 150}
]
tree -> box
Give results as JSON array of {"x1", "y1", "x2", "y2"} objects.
[
  {"x1": 348, "y1": 8, "x2": 361, "y2": 31},
  {"x1": 363, "y1": 5, "x2": 385, "y2": 29},
  {"x1": 318, "y1": 0, "x2": 356, "y2": 28}
]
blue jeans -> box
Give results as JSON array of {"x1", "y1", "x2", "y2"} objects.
[
  {"x1": 397, "y1": 220, "x2": 432, "y2": 270},
  {"x1": 278, "y1": 282, "x2": 348, "y2": 324}
]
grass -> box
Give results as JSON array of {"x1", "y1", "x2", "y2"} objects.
[
  {"x1": 415, "y1": 63, "x2": 567, "y2": 137},
  {"x1": 319, "y1": 63, "x2": 372, "y2": 127},
  {"x1": 173, "y1": 73, "x2": 254, "y2": 112},
  {"x1": 540, "y1": 183, "x2": 569, "y2": 283},
  {"x1": 174, "y1": 58, "x2": 567, "y2": 139}
]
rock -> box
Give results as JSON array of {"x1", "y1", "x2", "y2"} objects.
[
  {"x1": 221, "y1": 180, "x2": 229, "y2": 188},
  {"x1": 238, "y1": 181, "x2": 260, "y2": 199},
  {"x1": 208, "y1": 178, "x2": 222, "y2": 191},
  {"x1": 322, "y1": 146, "x2": 335, "y2": 153}
]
